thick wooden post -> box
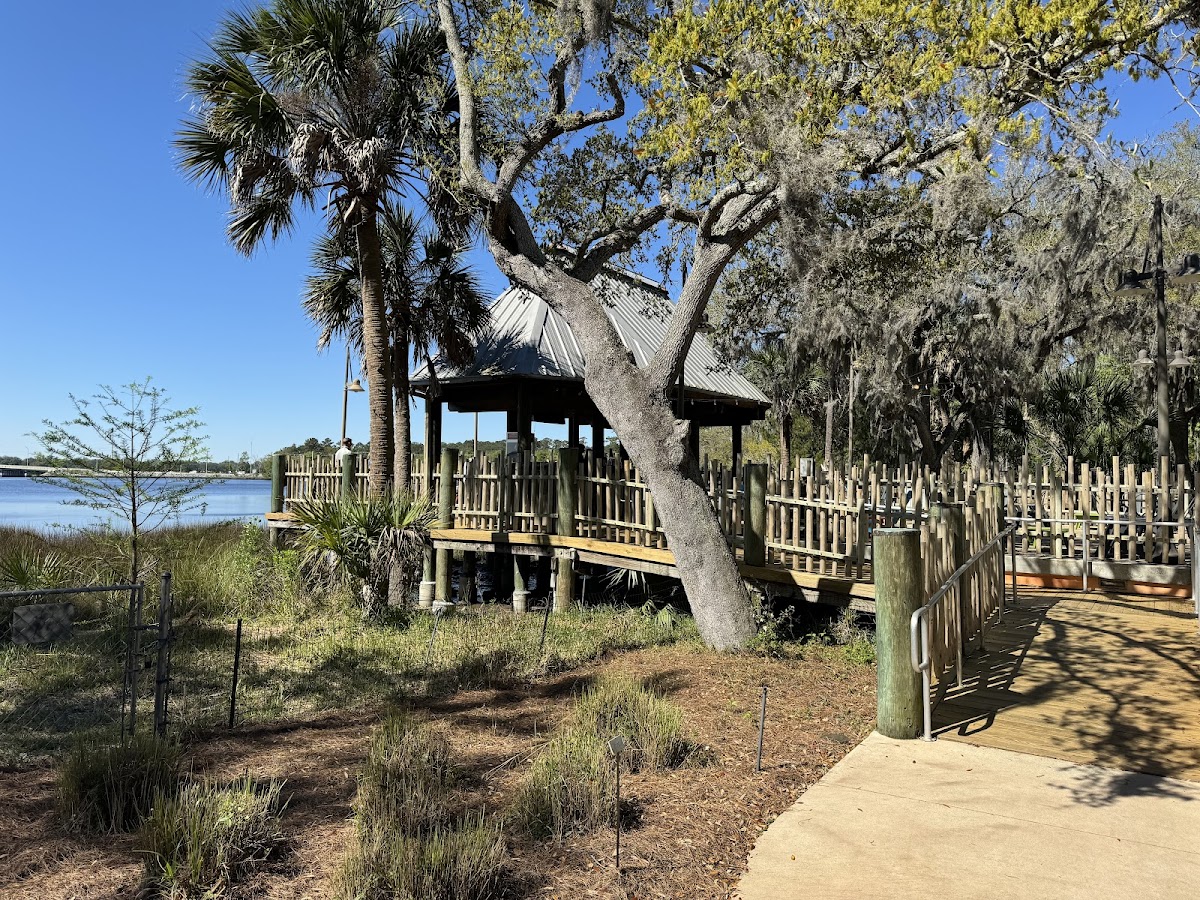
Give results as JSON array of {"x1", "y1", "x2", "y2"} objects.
[
  {"x1": 341, "y1": 452, "x2": 355, "y2": 499},
  {"x1": 270, "y1": 453, "x2": 286, "y2": 514},
  {"x1": 743, "y1": 463, "x2": 768, "y2": 567},
  {"x1": 731, "y1": 424, "x2": 743, "y2": 474},
  {"x1": 567, "y1": 416, "x2": 580, "y2": 449},
  {"x1": 555, "y1": 447, "x2": 578, "y2": 611},
  {"x1": 435, "y1": 448, "x2": 459, "y2": 604},
  {"x1": 592, "y1": 422, "x2": 605, "y2": 456},
  {"x1": 420, "y1": 399, "x2": 442, "y2": 602},
  {"x1": 513, "y1": 554, "x2": 531, "y2": 613},
  {"x1": 460, "y1": 551, "x2": 477, "y2": 605},
  {"x1": 874, "y1": 528, "x2": 923, "y2": 739}
]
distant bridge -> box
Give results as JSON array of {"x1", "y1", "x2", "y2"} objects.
[{"x1": 0, "y1": 465, "x2": 231, "y2": 479}]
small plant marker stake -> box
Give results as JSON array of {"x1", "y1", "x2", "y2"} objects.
[
  {"x1": 756, "y1": 685, "x2": 768, "y2": 773},
  {"x1": 228, "y1": 618, "x2": 244, "y2": 728},
  {"x1": 607, "y1": 735, "x2": 626, "y2": 871}
]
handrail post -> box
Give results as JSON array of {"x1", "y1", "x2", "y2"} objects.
[{"x1": 875, "y1": 528, "x2": 923, "y2": 740}]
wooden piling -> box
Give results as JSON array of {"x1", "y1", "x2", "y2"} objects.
[
  {"x1": 435, "y1": 448, "x2": 458, "y2": 604},
  {"x1": 873, "y1": 528, "x2": 923, "y2": 739},
  {"x1": 341, "y1": 451, "x2": 355, "y2": 499},
  {"x1": 743, "y1": 463, "x2": 768, "y2": 567},
  {"x1": 270, "y1": 453, "x2": 285, "y2": 514},
  {"x1": 555, "y1": 447, "x2": 578, "y2": 611},
  {"x1": 460, "y1": 551, "x2": 477, "y2": 605}
]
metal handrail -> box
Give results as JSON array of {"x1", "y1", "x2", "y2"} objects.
[{"x1": 910, "y1": 523, "x2": 1016, "y2": 742}]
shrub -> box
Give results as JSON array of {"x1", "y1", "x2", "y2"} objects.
[
  {"x1": 511, "y1": 727, "x2": 614, "y2": 839},
  {"x1": 336, "y1": 814, "x2": 505, "y2": 900},
  {"x1": 336, "y1": 713, "x2": 506, "y2": 900},
  {"x1": 356, "y1": 711, "x2": 455, "y2": 836},
  {"x1": 57, "y1": 733, "x2": 181, "y2": 833},
  {"x1": 139, "y1": 775, "x2": 285, "y2": 896},
  {"x1": 513, "y1": 677, "x2": 694, "y2": 839},
  {"x1": 574, "y1": 676, "x2": 690, "y2": 771}
]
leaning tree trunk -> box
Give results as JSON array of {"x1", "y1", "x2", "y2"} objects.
[
  {"x1": 518, "y1": 271, "x2": 756, "y2": 650},
  {"x1": 355, "y1": 208, "x2": 395, "y2": 498}
]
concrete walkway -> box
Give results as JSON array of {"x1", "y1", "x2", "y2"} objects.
[{"x1": 738, "y1": 732, "x2": 1200, "y2": 899}]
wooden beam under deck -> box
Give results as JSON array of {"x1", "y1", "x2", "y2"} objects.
[{"x1": 264, "y1": 515, "x2": 875, "y2": 611}]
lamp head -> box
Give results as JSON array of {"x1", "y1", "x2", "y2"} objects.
[
  {"x1": 1171, "y1": 253, "x2": 1200, "y2": 286},
  {"x1": 1170, "y1": 349, "x2": 1192, "y2": 369},
  {"x1": 1133, "y1": 349, "x2": 1154, "y2": 371},
  {"x1": 346, "y1": 379, "x2": 365, "y2": 393},
  {"x1": 1115, "y1": 270, "x2": 1153, "y2": 297}
]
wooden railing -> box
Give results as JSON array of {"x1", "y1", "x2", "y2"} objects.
[
  {"x1": 918, "y1": 488, "x2": 1006, "y2": 690},
  {"x1": 275, "y1": 451, "x2": 1195, "y2": 578}
]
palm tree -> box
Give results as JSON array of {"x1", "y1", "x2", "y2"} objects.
[
  {"x1": 290, "y1": 492, "x2": 436, "y2": 621},
  {"x1": 177, "y1": 0, "x2": 451, "y2": 496},
  {"x1": 304, "y1": 203, "x2": 489, "y2": 489}
]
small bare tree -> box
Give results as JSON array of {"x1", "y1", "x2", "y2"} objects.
[{"x1": 33, "y1": 380, "x2": 211, "y2": 584}]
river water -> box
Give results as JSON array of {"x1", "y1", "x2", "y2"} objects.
[{"x1": 0, "y1": 477, "x2": 272, "y2": 532}]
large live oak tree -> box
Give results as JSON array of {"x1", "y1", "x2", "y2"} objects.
[{"x1": 431, "y1": 0, "x2": 1198, "y2": 649}]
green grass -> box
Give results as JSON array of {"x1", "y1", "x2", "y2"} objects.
[
  {"x1": 512, "y1": 676, "x2": 696, "y2": 839},
  {"x1": 56, "y1": 733, "x2": 181, "y2": 833},
  {"x1": 0, "y1": 521, "x2": 697, "y2": 765},
  {"x1": 336, "y1": 713, "x2": 505, "y2": 900},
  {"x1": 139, "y1": 775, "x2": 285, "y2": 896}
]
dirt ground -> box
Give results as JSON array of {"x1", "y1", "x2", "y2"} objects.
[{"x1": 0, "y1": 643, "x2": 875, "y2": 900}]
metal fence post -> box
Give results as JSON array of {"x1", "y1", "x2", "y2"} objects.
[
  {"x1": 228, "y1": 618, "x2": 243, "y2": 728},
  {"x1": 153, "y1": 573, "x2": 173, "y2": 737}
]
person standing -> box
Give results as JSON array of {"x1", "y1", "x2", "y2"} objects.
[{"x1": 335, "y1": 437, "x2": 354, "y2": 466}]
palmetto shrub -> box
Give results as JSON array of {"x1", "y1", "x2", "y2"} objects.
[
  {"x1": 290, "y1": 492, "x2": 435, "y2": 620},
  {"x1": 57, "y1": 733, "x2": 181, "y2": 833}
]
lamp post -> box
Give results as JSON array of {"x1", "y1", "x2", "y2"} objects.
[
  {"x1": 341, "y1": 343, "x2": 365, "y2": 444},
  {"x1": 1116, "y1": 196, "x2": 1200, "y2": 464}
]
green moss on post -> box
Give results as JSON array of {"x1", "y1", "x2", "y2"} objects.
[
  {"x1": 435, "y1": 448, "x2": 459, "y2": 604},
  {"x1": 874, "y1": 528, "x2": 923, "y2": 739},
  {"x1": 743, "y1": 463, "x2": 767, "y2": 567}
]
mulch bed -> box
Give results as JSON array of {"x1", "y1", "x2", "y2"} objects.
[{"x1": 0, "y1": 643, "x2": 875, "y2": 899}]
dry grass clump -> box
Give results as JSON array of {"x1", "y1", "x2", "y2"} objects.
[
  {"x1": 336, "y1": 711, "x2": 505, "y2": 900},
  {"x1": 139, "y1": 775, "x2": 285, "y2": 896},
  {"x1": 56, "y1": 733, "x2": 181, "y2": 833},
  {"x1": 512, "y1": 676, "x2": 694, "y2": 839}
]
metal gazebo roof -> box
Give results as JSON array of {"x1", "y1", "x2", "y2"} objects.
[{"x1": 411, "y1": 267, "x2": 768, "y2": 410}]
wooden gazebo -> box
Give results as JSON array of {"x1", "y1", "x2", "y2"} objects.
[{"x1": 411, "y1": 265, "x2": 769, "y2": 469}]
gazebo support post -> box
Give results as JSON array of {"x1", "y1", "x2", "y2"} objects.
[
  {"x1": 687, "y1": 422, "x2": 700, "y2": 466},
  {"x1": 419, "y1": 399, "x2": 442, "y2": 609},
  {"x1": 592, "y1": 422, "x2": 605, "y2": 458},
  {"x1": 567, "y1": 416, "x2": 579, "y2": 449},
  {"x1": 732, "y1": 424, "x2": 743, "y2": 474}
]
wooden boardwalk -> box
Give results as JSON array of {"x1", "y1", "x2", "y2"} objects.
[{"x1": 933, "y1": 590, "x2": 1200, "y2": 781}]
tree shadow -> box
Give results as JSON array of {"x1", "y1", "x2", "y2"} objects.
[{"x1": 931, "y1": 590, "x2": 1200, "y2": 805}]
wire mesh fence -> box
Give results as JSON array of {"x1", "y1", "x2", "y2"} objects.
[
  {"x1": 0, "y1": 583, "x2": 150, "y2": 767},
  {"x1": 1, "y1": 577, "x2": 686, "y2": 765}
]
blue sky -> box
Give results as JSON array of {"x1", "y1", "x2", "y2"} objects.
[{"x1": 0, "y1": 3, "x2": 1194, "y2": 460}]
